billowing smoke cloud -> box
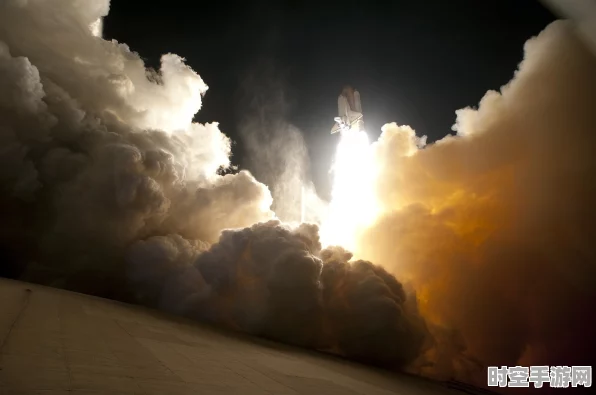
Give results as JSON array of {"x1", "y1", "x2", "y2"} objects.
[
  {"x1": 0, "y1": 0, "x2": 426, "y2": 374},
  {"x1": 129, "y1": 220, "x2": 427, "y2": 368},
  {"x1": 2, "y1": 0, "x2": 594, "y2": 391},
  {"x1": 355, "y1": 21, "x2": 596, "y2": 386},
  {"x1": 0, "y1": 0, "x2": 274, "y2": 294}
]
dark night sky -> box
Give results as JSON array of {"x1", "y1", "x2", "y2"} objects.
[{"x1": 103, "y1": 0, "x2": 556, "y2": 197}]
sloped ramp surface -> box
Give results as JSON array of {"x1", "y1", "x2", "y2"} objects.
[{"x1": 0, "y1": 278, "x2": 466, "y2": 395}]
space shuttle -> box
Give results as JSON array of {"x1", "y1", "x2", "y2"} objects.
[{"x1": 331, "y1": 86, "x2": 364, "y2": 134}]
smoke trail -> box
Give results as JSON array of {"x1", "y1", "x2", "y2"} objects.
[
  {"x1": 355, "y1": 21, "x2": 596, "y2": 386},
  {"x1": 237, "y1": 59, "x2": 312, "y2": 223}
]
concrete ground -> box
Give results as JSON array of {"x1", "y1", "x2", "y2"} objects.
[{"x1": 0, "y1": 278, "x2": 464, "y2": 395}]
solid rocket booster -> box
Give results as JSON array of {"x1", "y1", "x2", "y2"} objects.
[{"x1": 331, "y1": 86, "x2": 364, "y2": 134}]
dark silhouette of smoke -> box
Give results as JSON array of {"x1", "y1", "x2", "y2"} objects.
[{"x1": 128, "y1": 220, "x2": 428, "y2": 368}]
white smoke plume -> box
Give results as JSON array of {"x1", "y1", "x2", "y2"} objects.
[{"x1": 0, "y1": 0, "x2": 274, "y2": 293}]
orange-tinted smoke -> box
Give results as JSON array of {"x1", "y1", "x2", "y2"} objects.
[{"x1": 357, "y1": 21, "x2": 596, "y2": 385}]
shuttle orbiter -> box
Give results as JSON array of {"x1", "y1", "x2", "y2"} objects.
[{"x1": 331, "y1": 86, "x2": 364, "y2": 134}]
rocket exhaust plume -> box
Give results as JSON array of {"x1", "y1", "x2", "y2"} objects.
[
  {"x1": 0, "y1": 0, "x2": 595, "y2": 392},
  {"x1": 319, "y1": 128, "x2": 380, "y2": 251}
]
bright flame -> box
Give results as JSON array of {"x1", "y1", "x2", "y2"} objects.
[{"x1": 320, "y1": 128, "x2": 380, "y2": 252}]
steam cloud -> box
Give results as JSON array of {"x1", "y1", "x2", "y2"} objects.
[
  {"x1": 1, "y1": 0, "x2": 595, "y2": 391},
  {"x1": 0, "y1": 0, "x2": 274, "y2": 293},
  {"x1": 0, "y1": 0, "x2": 426, "y2": 372},
  {"x1": 357, "y1": 21, "x2": 596, "y2": 385}
]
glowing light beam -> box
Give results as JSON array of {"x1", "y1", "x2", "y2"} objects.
[{"x1": 320, "y1": 128, "x2": 380, "y2": 252}]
